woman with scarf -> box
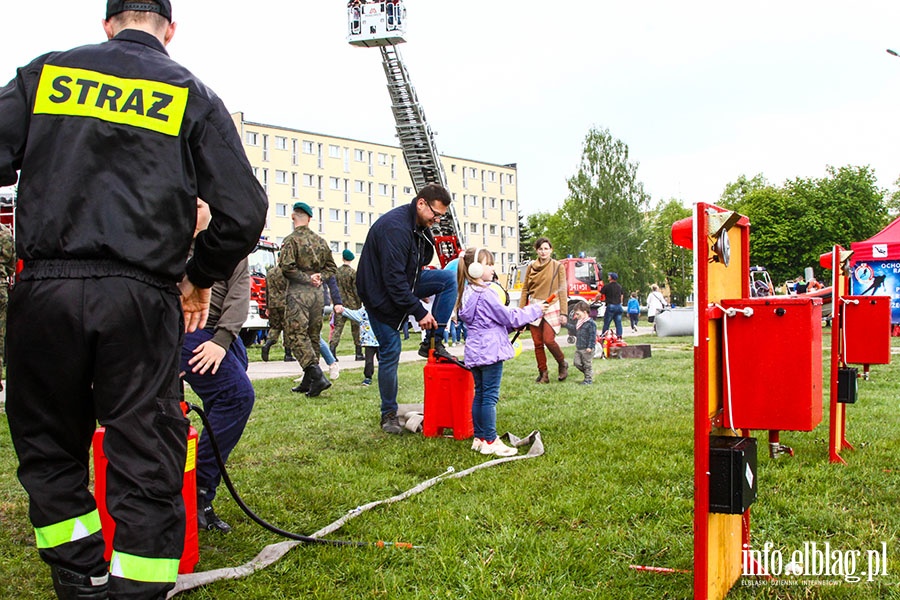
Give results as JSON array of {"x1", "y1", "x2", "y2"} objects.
[{"x1": 518, "y1": 237, "x2": 569, "y2": 383}]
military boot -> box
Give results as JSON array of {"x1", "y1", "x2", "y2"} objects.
[
  {"x1": 283, "y1": 347, "x2": 294, "y2": 362},
  {"x1": 306, "y1": 365, "x2": 332, "y2": 397},
  {"x1": 355, "y1": 345, "x2": 364, "y2": 361},
  {"x1": 260, "y1": 339, "x2": 276, "y2": 362},
  {"x1": 291, "y1": 371, "x2": 310, "y2": 394},
  {"x1": 50, "y1": 566, "x2": 109, "y2": 600}
]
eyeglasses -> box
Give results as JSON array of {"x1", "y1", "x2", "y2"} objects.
[{"x1": 423, "y1": 200, "x2": 447, "y2": 220}]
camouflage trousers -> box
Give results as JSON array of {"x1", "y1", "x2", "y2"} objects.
[
  {"x1": 0, "y1": 288, "x2": 6, "y2": 371},
  {"x1": 284, "y1": 285, "x2": 323, "y2": 369},
  {"x1": 266, "y1": 307, "x2": 287, "y2": 348},
  {"x1": 331, "y1": 313, "x2": 360, "y2": 349}
]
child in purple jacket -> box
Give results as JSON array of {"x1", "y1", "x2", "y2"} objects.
[{"x1": 456, "y1": 247, "x2": 548, "y2": 457}]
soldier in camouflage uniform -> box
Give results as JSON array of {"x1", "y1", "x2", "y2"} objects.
[
  {"x1": 261, "y1": 262, "x2": 294, "y2": 362},
  {"x1": 331, "y1": 248, "x2": 362, "y2": 360},
  {"x1": 279, "y1": 202, "x2": 337, "y2": 397},
  {"x1": 0, "y1": 222, "x2": 14, "y2": 389}
]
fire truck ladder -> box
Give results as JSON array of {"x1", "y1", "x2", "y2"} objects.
[{"x1": 380, "y1": 44, "x2": 464, "y2": 265}]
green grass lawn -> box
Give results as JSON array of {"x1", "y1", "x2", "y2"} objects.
[{"x1": 1, "y1": 333, "x2": 898, "y2": 598}]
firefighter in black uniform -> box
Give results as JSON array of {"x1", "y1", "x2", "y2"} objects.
[{"x1": 0, "y1": 2, "x2": 267, "y2": 598}]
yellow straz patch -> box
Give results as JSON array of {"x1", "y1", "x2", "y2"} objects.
[{"x1": 33, "y1": 64, "x2": 188, "y2": 136}]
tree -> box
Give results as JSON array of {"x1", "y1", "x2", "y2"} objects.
[
  {"x1": 560, "y1": 127, "x2": 652, "y2": 294},
  {"x1": 646, "y1": 199, "x2": 692, "y2": 305},
  {"x1": 722, "y1": 165, "x2": 888, "y2": 283}
]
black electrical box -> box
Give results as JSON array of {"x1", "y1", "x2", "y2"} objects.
[
  {"x1": 837, "y1": 367, "x2": 858, "y2": 404},
  {"x1": 709, "y1": 436, "x2": 757, "y2": 515}
]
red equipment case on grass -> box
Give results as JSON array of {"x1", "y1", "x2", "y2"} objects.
[
  {"x1": 92, "y1": 423, "x2": 199, "y2": 574},
  {"x1": 423, "y1": 352, "x2": 474, "y2": 440}
]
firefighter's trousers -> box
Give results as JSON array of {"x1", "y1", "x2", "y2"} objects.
[{"x1": 7, "y1": 262, "x2": 188, "y2": 599}]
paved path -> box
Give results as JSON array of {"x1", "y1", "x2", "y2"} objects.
[{"x1": 246, "y1": 324, "x2": 657, "y2": 381}]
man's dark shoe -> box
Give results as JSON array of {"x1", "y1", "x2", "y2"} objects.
[
  {"x1": 199, "y1": 503, "x2": 232, "y2": 533},
  {"x1": 51, "y1": 565, "x2": 109, "y2": 600},
  {"x1": 306, "y1": 365, "x2": 332, "y2": 397},
  {"x1": 380, "y1": 411, "x2": 403, "y2": 434},
  {"x1": 355, "y1": 345, "x2": 364, "y2": 361},
  {"x1": 418, "y1": 339, "x2": 453, "y2": 360}
]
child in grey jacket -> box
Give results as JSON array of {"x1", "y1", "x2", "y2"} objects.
[{"x1": 564, "y1": 300, "x2": 597, "y2": 385}]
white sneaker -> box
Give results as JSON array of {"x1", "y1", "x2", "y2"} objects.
[
  {"x1": 479, "y1": 438, "x2": 517, "y2": 457},
  {"x1": 329, "y1": 362, "x2": 340, "y2": 380},
  {"x1": 471, "y1": 438, "x2": 483, "y2": 452}
]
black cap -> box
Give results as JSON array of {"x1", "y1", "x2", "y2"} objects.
[{"x1": 107, "y1": 1, "x2": 172, "y2": 21}]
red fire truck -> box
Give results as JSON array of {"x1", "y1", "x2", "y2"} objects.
[{"x1": 240, "y1": 238, "x2": 279, "y2": 346}]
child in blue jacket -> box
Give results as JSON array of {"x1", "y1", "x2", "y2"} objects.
[{"x1": 627, "y1": 292, "x2": 641, "y2": 332}]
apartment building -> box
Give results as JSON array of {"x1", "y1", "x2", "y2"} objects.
[{"x1": 231, "y1": 113, "x2": 521, "y2": 275}]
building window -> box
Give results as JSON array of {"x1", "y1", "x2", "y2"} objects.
[
  {"x1": 343, "y1": 147, "x2": 350, "y2": 172},
  {"x1": 291, "y1": 172, "x2": 298, "y2": 198},
  {"x1": 489, "y1": 224, "x2": 497, "y2": 235},
  {"x1": 354, "y1": 180, "x2": 365, "y2": 193},
  {"x1": 303, "y1": 174, "x2": 315, "y2": 187},
  {"x1": 470, "y1": 168, "x2": 477, "y2": 178},
  {"x1": 378, "y1": 152, "x2": 388, "y2": 166},
  {"x1": 329, "y1": 240, "x2": 340, "y2": 253},
  {"x1": 403, "y1": 186, "x2": 413, "y2": 195},
  {"x1": 469, "y1": 195, "x2": 478, "y2": 207},
  {"x1": 328, "y1": 208, "x2": 341, "y2": 222},
  {"x1": 245, "y1": 131, "x2": 258, "y2": 145},
  {"x1": 329, "y1": 177, "x2": 340, "y2": 190},
  {"x1": 291, "y1": 139, "x2": 298, "y2": 165},
  {"x1": 469, "y1": 223, "x2": 478, "y2": 234},
  {"x1": 451, "y1": 164, "x2": 456, "y2": 173},
  {"x1": 275, "y1": 136, "x2": 287, "y2": 150},
  {"x1": 391, "y1": 156, "x2": 397, "y2": 180},
  {"x1": 329, "y1": 144, "x2": 341, "y2": 158},
  {"x1": 354, "y1": 148, "x2": 365, "y2": 161},
  {"x1": 275, "y1": 203, "x2": 288, "y2": 217},
  {"x1": 355, "y1": 211, "x2": 366, "y2": 224},
  {"x1": 261, "y1": 135, "x2": 269, "y2": 161},
  {"x1": 260, "y1": 168, "x2": 268, "y2": 193},
  {"x1": 490, "y1": 197, "x2": 497, "y2": 209},
  {"x1": 356, "y1": 243, "x2": 364, "y2": 254},
  {"x1": 302, "y1": 140, "x2": 315, "y2": 154},
  {"x1": 275, "y1": 170, "x2": 288, "y2": 184},
  {"x1": 489, "y1": 171, "x2": 496, "y2": 182},
  {"x1": 377, "y1": 183, "x2": 388, "y2": 196}
]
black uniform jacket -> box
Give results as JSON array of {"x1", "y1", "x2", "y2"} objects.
[{"x1": 0, "y1": 29, "x2": 267, "y2": 287}]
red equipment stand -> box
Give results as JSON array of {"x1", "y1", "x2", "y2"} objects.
[
  {"x1": 92, "y1": 422, "x2": 200, "y2": 574},
  {"x1": 423, "y1": 351, "x2": 474, "y2": 440},
  {"x1": 673, "y1": 203, "x2": 752, "y2": 600},
  {"x1": 821, "y1": 246, "x2": 892, "y2": 464}
]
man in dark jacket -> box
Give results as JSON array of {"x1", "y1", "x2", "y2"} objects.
[
  {"x1": 0, "y1": 2, "x2": 267, "y2": 597},
  {"x1": 356, "y1": 184, "x2": 456, "y2": 434}
]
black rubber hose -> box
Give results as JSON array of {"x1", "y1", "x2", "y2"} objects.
[{"x1": 186, "y1": 402, "x2": 365, "y2": 547}]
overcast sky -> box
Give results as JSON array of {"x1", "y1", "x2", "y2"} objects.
[{"x1": 3, "y1": 1, "x2": 900, "y2": 216}]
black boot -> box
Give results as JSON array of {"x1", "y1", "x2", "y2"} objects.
[
  {"x1": 291, "y1": 370, "x2": 311, "y2": 394},
  {"x1": 283, "y1": 347, "x2": 294, "y2": 362},
  {"x1": 306, "y1": 365, "x2": 332, "y2": 397},
  {"x1": 260, "y1": 339, "x2": 275, "y2": 362},
  {"x1": 197, "y1": 487, "x2": 231, "y2": 532},
  {"x1": 329, "y1": 342, "x2": 338, "y2": 360},
  {"x1": 51, "y1": 566, "x2": 109, "y2": 600},
  {"x1": 355, "y1": 345, "x2": 364, "y2": 361}
]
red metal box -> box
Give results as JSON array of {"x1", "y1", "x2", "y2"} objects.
[
  {"x1": 93, "y1": 426, "x2": 199, "y2": 574},
  {"x1": 423, "y1": 357, "x2": 474, "y2": 440},
  {"x1": 843, "y1": 295, "x2": 891, "y2": 365},
  {"x1": 720, "y1": 297, "x2": 823, "y2": 431}
]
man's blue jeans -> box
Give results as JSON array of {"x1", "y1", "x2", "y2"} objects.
[
  {"x1": 472, "y1": 361, "x2": 504, "y2": 442},
  {"x1": 602, "y1": 303, "x2": 624, "y2": 338},
  {"x1": 370, "y1": 268, "x2": 456, "y2": 417}
]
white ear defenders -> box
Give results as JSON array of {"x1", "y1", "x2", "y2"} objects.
[{"x1": 467, "y1": 247, "x2": 486, "y2": 279}]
